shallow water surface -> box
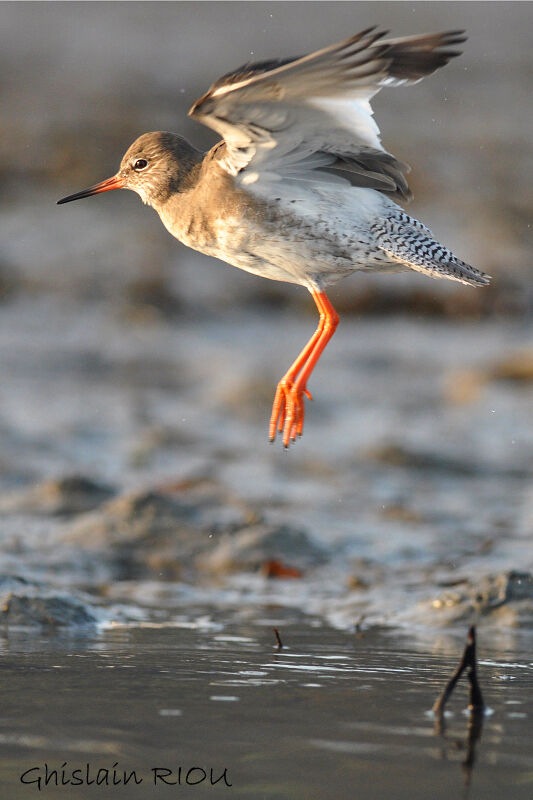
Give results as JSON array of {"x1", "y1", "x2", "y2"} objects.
[{"x1": 1, "y1": 620, "x2": 532, "y2": 799}]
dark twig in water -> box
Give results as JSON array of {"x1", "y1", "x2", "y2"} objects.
[
  {"x1": 433, "y1": 626, "x2": 485, "y2": 715},
  {"x1": 433, "y1": 626, "x2": 486, "y2": 792},
  {"x1": 355, "y1": 614, "x2": 366, "y2": 638},
  {"x1": 273, "y1": 627, "x2": 284, "y2": 650}
]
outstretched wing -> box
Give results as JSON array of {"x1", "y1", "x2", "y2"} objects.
[{"x1": 189, "y1": 28, "x2": 465, "y2": 200}]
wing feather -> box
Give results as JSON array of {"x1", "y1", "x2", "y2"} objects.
[{"x1": 188, "y1": 28, "x2": 466, "y2": 199}]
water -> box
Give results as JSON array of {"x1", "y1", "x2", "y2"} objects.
[{"x1": 1, "y1": 620, "x2": 532, "y2": 799}]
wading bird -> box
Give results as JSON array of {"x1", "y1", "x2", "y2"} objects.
[{"x1": 58, "y1": 27, "x2": 489, "y2": 447}]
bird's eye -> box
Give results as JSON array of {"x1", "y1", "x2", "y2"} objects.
[{"x1": 133, "y1": 158, "x2": 148, "y2": 171}]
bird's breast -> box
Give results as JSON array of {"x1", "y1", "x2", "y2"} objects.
[{"x1": 157, "y1": 173, "x2": 263, "y2": 262}]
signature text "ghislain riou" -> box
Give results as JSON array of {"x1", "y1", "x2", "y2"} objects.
[{"x1": 20, "y1": 763, "x2": 232, "y2": 790}]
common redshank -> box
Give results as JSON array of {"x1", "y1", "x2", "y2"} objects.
[{"x1": 58, "y1": 27, "x2": 489, "y2": 448}]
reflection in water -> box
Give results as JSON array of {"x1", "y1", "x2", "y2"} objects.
[{"x1": 434, "y1": 708, "x2": 485, "y2": 794}]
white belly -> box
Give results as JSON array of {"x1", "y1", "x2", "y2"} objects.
[{"x1": 162, "y1": 181, "x2": 402, "y2": 289}]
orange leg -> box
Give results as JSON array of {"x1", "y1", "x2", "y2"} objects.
[
  {"x1": 269, "y1": 289, "x2": 339, "y2": 447},
  {"x1": 269, "y1": 307, "x2": 325, "y2": 441}
]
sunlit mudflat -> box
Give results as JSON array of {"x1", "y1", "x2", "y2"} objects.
[{"x1": 1, "y1": 299, "x2": 533, "y2": 632}]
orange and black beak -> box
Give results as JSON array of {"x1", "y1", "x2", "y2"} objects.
[{"x1": 57, "y1": 175, "x2": 125, "y2": 205}]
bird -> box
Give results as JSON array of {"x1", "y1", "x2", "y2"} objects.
[{"x1": 57, "y1": 26, "x2": 489, "y2": 448}]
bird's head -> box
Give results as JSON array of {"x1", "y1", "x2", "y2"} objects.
[{"x1": 57, "y1": 132, "x2": 202, "y2": 209}]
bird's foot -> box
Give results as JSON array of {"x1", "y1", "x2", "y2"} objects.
[{"x1": 269, "y1": 379, "x2": 312, "y2": 447}]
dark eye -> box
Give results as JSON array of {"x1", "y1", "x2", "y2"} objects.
[{"x1": 133, "y1": 158, "x2": 148, "y2": 171}]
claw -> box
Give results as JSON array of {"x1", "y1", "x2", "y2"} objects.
[
  {"x1": 281, "y1": 386, "x2": 306, "y2": 448},
  {"x1": 270, "y1": 378, "x2": 308, "y2": 447}
]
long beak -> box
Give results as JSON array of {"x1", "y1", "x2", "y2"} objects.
[{"x1": 57, "y1": 175, "x2": 125, "y2": 205}]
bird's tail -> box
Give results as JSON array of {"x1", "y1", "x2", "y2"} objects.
[{"x1": 373, "y1": 211, "x2": 490, "y2": 287}]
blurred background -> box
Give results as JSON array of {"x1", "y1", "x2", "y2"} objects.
[{"x1": 0, "y1": 2, "x2": 532, "y2": 631}]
